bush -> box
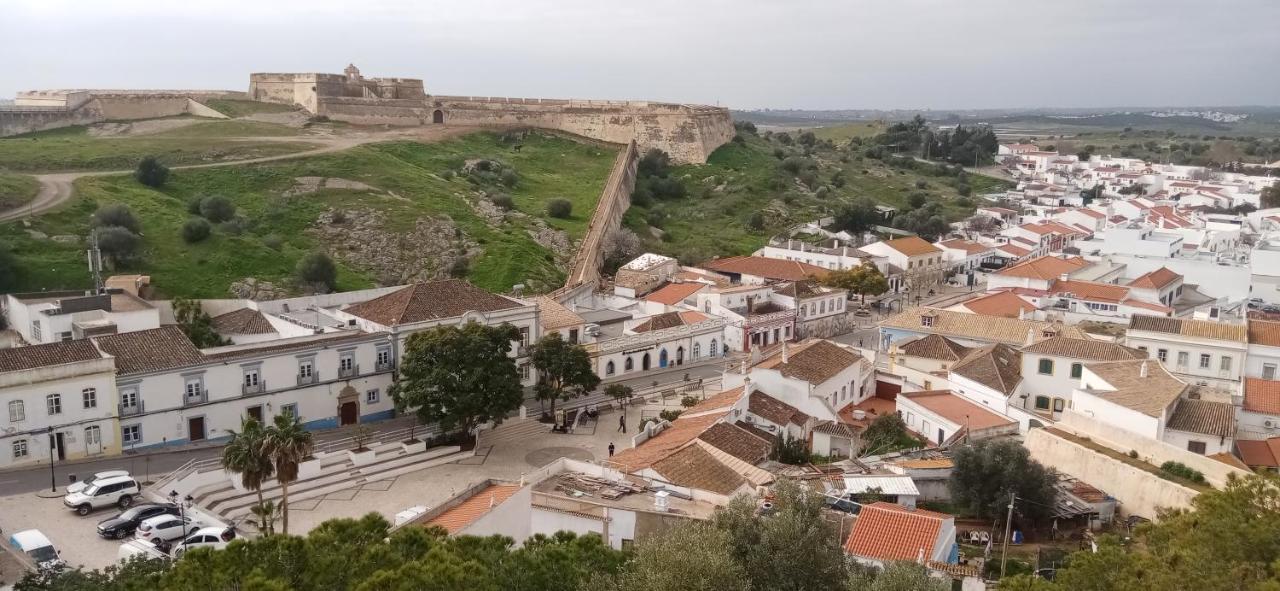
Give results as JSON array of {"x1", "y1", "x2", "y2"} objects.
[
  {"x1": 198, "y1": 195, "x2": 237, "y2": 223},
  {"x1": 546, "y1": 198, "x2": 572, "y2": 219},
  {"x1": 658, "y1": 409, "x2": 683, "y2": 422},
  {"x1": 798, "y1": 170, "x2": 819, "y2": 189},
  {"x1": 499, "y1": 168, "x2": 519, "y2": 188},
  {"x1": 638, "y1": 149, "x2": 673, "y2": 178},
  {"x1": 746, "y1": 211, "x2": 765, "y2": 231},
  {"x1": 907, "y1": 192, "x2": 929, "y2": 209},
  {"x1": 489, "y1": 193, "x2": 515, "y2": 210},
  {"x1": 219, "y1": 216, "x2": 249, "y2": 236},
  {"x1": 448, "y1": 258, "x2": 469, "y2": 278},
  {"x1": 134, "y1": 156, "x2": 169, "y2": 188},
  {"x1": 915, "y1": 180, "x2": 929, "y2": 189},
  {"x1": 262, "y1": 234, "x2": 284, "y2": 251},
  {"x1": 93, "y1": 226, "x2": 141, "y2": 264},
  {"x1": 441, "y1": 169, "x2": 456, "y2": 180},
  {"x1": 0, "y1": 241, "x2": 19, "y2": 292},
  {"x1": 1160, "y1": 461, "x2": 1205, "y2": 483},
  {"x1": 295, "y1": 251, "x2": 337, "y2": 291},
  {"x1": 181, "y1": 218, "x2": 211, "y2": 243},
  {"x1": 680, "y1": 395, "x2": 700, "y2": 408},
  {"x1": 92, "y1": 204, "x2": 140, "y2": 233},
  {"x1": 956, "y1": 182, "x2": 972, "y2": 197},
  {"x1": 646, "y1": 210, "x2": 667, "y2": 229}
]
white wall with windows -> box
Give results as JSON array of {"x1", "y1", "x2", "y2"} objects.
[
  {"x1": 1126, "y1": 332, "x2": 1245, "y2": 389},
  {"x1": 0, "y1": 358, "x2": 119, "y2": 469},
  {"x1": 596, "y1": 325, "x2": 725, "y2": 381}
]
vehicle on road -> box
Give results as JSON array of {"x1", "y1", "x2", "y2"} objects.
[
  {"x1": 65, "y1": 470, "x2": 131, "y2": 495},
  {"x1": 117, "y1": 538, "x2": 170, "y2": 563},
  {"x1": 97, "y1": 503, "x2": 180, "y2": 539},
  {"x1": 136, "y1": 515, "x2": 200, "y2": 543},
  {"x1": 171, "y1": 526, "x2": 237, "y2": 558},
  {"x1": 63, "y1": 475, "x2": 141, "y2": 516},
  {"x1": 8, "y1": 529, "x2": 65, "y2": 572}
]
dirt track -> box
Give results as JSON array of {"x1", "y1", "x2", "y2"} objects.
[{"x1": 0, "y1": 125, "x2": 482, "y2": 223}]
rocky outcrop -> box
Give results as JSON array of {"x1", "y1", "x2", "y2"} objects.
[
  {"x1": 309, "y1": 208, "x2": 479, "y2": 285},
  {"x1": 230, "y1": 277, "x2": 290, "y2": 300}
]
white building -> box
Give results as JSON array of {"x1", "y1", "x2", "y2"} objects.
[
  {"x1": 859, "y1": 237, "x2": 946, "y2": 293},
  {"x1": 755, "y1": 239, "x2": 873, "y2": 271},
  {"x1": 5, "y1": 290, "x2": 161, "y2": 345},
  {"x1": 896, "y1": 389, "x2": 1018, "y2": 446},
  {"x1": 1239, "y1": 378, "x2": 1280, "y2": 441},
  {"x1": 722, "y1": 339, "x2": 874, "y2": 423}
]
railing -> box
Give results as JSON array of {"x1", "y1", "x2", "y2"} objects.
[
  {"x1": 149, "y1": 455, "x2": 223, "y2": 495},
  {"x1": 118, "y1": 401, "x2": 145, "y2": 416},
  {"x1": 339, "y1": 365, "x2": 359, "y2": 379},
  {"x1": 297, "y1": 374, "x2": 317, "y2": 386},
  {"x1": 375, "y1": 360, "x2": 395, "y2": 372},
  {"x1": 183, "y1": 390, "x2": 207, "y2": 407},
  {"x1": 310, "y1": 423, "x2": 441, "y2": 456},
  {"x1": 242, "y1": 382, "x2": 265, "y2": 395}
]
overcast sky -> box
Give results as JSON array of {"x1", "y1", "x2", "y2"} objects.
[{"x1": 3, "y1": 0, "x2": 1277, "y2": 110}]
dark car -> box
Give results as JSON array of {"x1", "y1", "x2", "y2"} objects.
[{"x1": 96, "y1": 503, "x2": 179, "y2": 539}]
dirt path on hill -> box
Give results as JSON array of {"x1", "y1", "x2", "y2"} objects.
[{"x1": 0, "y1": 125, "x2": 484, "y2": 223}]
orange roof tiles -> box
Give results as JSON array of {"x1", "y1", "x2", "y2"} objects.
[
  {"x1": 937, "y1": 239, "x2": 993, "y2": 256},
  {"x1": 1244, "y1": 378, "x2": 1280, "y2": 415},
  {"x1": 645, "y1": 282, "x2": 706, "y2": 305},
  {"x1": 423, "y1": 483, "x2": 521, "y2": 533},
  {"x1": 703, "y1": 256, "x2": 829, "y2": 281},
  {"x1": 899, "y1": 390, "x2": 1016, "y2": 430},
  {"x1": 1236, "y1": 438, "x2": 1280, "y2": 468},
  {"x1": 844, "y1": 502, "x2": 950, "y2": 562},
  {"x1": 1248, "y1": 319, "x2": 1280, "y2": 347},
  {"x1": 609, "y1": 411, "x2": 726, "y2": 471},
  {"x1": 957, "y1": 290, "x2": 1036, "y2": 318},
  {"x1": 996, "y1": 256, "x2": 1088, "y2": 280},
  {"x1": 997, "y1": 244, "x2": 1033, "y2": 257},
  {"x1": 756, "y1": 339, "x2": 862, "y2": 385},
  {"x1": 881, "y1": 236, "x2": 942, "y2": 257},
  {"x1": 684, "y1": 386, "x2": 745, "y2": 416},
  {"x1": 1051, "y1": 280, "x2": 1130, "y2": 303}
]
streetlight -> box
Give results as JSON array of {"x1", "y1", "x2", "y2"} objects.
[
  {"x1": 169, "y1": 490, "x2": 193, "y2": 525},
  {"x1": 47, "y1": 426, "x2": 56, "y2": 493}
]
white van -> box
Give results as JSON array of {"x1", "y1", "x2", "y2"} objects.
[
  {"x1": 117, "y1": 539, "x2": 169, "y2": 563},
  {"x1": 8, "y1": 529, "x2": 65, "y2": 571}
]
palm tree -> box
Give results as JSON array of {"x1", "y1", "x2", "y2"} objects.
[
  {"x1": 262, "y1": 413, "x2": 314, "y2": 535},
  {"x1": 220, "y1": 417, "x2": 274, "y2": 512}
]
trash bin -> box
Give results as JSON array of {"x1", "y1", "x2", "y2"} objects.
[{"x1": 68, "y1": 474, "x2": 77, "y2": 484}]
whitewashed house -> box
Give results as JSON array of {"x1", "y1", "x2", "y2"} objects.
[{"x1": 1125, "y1": 315, "x2": 1247, "y2": 390}]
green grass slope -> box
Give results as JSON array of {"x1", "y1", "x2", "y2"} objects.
[
  {"x1": 0, "y1": 132, "x2": 615, "y2": 297},
  {"x1": 0, "y1": 173, "x2": 39, "y2": 210},
  {"x1": 0, "y1": 130, "x2": 320, "y2": 173}
]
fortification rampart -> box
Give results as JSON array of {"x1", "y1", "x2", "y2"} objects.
[{"x1": 0, "y1": 90, "x2": 241, "y2": 137}]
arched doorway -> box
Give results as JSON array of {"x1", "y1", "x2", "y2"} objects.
[
  {"x1": 676, "y1": 346, "x2": 685, "y2": 365},
  {"x1": 659, "y1": 349, "x2": 668, "y2": 368},
  {"x1": 432, "y1": 109, "x2": 444, "y2": 124},
  {"x1": 642, "y1": 353, "x2": 651, "y2": 371},
  {"x1": 338, "y1": 385, "x2": 359, "y2": 426}
]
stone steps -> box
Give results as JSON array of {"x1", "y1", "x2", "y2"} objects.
[{"x1": 478, "y1": 418, "x2": 550, "y2": 447}]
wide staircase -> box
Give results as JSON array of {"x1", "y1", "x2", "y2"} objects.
[{"x1": 478, "y1": 417, "x2": 552, "y2": 449}]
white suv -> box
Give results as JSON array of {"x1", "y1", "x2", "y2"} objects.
[{"x1": 63, "y1": 475, "x2": 140, "y2": 516}]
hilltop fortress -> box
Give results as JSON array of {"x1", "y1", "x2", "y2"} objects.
[{"x1": 2, "y1": 64, "x2": 735, "y2": 163}]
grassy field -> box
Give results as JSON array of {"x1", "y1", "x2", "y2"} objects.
[
  {"x1": 0, "y1": 131, "x2": 321, "y2": 173},
  {"x1": 153, "y1": 119, "x2": 302, "y2": 138},
  {"x1": 203, "y1": 99, "x2": 300, "y2": 118},
  {"x1": 0, "y1": 173, "x2": 39, "y2": 210},
  {"x1": 622, "y1": 133, "x2": 1008, "y2": 264},
  {"x1": 0, "y1": 132, "x2": 614, "y2": 297},
  {"x1": 811, "y1": 121, "x2": 885, "y2": 142}
]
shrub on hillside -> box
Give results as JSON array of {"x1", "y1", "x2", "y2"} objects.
[
  {"x1": 1160, "y1": 461, "x2": 1205, "y2": 483},
  {"x1": 262, "y1": 234, "x2": 283, "y2": 251},
  {"x1": 489, "y1": 193, "x2": 514, "y2": 210},
  {"x1": 181, "y1": 218, "x2": 211, "y2": 243},
  {"x1": 295, "y1": 251, "x2": 337, "y2": 292},
  {"x1": 198, "y1": 195, "x2": 237, "y2": 223},
  {"x1": 546, "y1": 198, "x2": 572, "y2": 219},
  {"x1": 92, "y1": 204, "x2": 140, "y2": 234},
  {"x1": 93, "y1": 226, "x2": 141, "y2": 265},
  {"x1": 134, "y1": 156, "x2": 169, "y2": 188},
  {"x1": 219, "y1": 216, "x2": 249, "y2": 236},
  {"x1": 448, "y1": 258, "x2": 470, "y2": 278},
  {"x1": 499, "y1": 168, "x2": 519, "y2": 188}
]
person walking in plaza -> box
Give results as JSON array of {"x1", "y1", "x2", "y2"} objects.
[
  {"x1": 618, "y1": 414, "x2": 627, "y2": 433},
  {"x1": 608, "y1": 442, "x2": 615, "y2": 457}
]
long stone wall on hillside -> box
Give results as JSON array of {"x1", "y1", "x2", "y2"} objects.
[
  {"x1": 1024, "y1": 428, "x2": 1197, "y2": 520},
  {"x1": 560, "y1": 140, "x2": 639, "y2": 292},
  {"x1": 0, "y1": 107, "x2": 99, "y2": 137},
  {"x1": 1056, "y1": 410, "x2": 1247, "y2": 488},
  {"x1": 0, "y1": 91, "x2": 241, "y2": 137}
]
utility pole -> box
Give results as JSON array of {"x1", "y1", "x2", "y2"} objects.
[
  {"x1": 86, "y1": 229, "x2": 104, "y2": 294},
  {"x1": 1000, "y1": 492, "x2": 1016, "y2": 578}
]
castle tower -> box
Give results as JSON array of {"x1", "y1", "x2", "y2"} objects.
[{"x1": 343, "y1": 63, "x2": 361, "y2": 82}]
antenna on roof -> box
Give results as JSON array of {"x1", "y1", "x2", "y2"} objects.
[{"x1": 86, "y1": 230, "x2": 104, "y2": 294}]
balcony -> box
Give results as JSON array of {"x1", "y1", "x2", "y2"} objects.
[
  {"x1": 297, "y1": 373, "x2": 317, "y2": 386},
  {"x1": 339, "y1": 364, "x2": 359, "y2": 379},
  {"x1": 517, "y1": 345, "x2": 531, "y2": 357},
  {"x1": 242, "y1": 381, "x2": 266, "y2": 396},
  {"x1": 183, "y1": 389, "x2": 207, "y2": 407},
  {"x1": 118, "y1": 401, "x2": 145, "y2": 416},
  {"x1": 375, "y1": 360, "x2": 395, "y2": 372}
]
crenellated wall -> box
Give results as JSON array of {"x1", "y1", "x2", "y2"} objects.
[{"x1": 0, "y1": 91, "x2": 241, "y2": 137}]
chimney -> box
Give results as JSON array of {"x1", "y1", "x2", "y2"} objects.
[
  {"x1": 743, "y1": 376, "x2": 754, "y2": 396},
  {"x1": 1139, "y1": 361, "x2": 1149, "y2": 378},
  {"x1": 1059, "y1": 273, "x2": 1070, "y2": 282},
  {"x1": 654, "y1": 490, "x2": 670, "y2": 510}
]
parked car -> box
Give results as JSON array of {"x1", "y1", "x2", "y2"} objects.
[
  {"x1": 135, "y1": 515, "x2": 200, "y2": 543},
  {"x1": 8, "y1": 529, "x2": 65, "y2": 572},
  {"x1": 117, "y1": 538, "x2": 169, "y2": 563},
  {"x1": 63, "y1": 476, "x2": 141, "y2": 516},
  {"x1": 171, "y1": 526, "x2": 237, "y2": 558},
  {"x1": 65, "y1": 469, "x2": 131, "y2": 495},
  {"x1": 1248, "y1": 297, "x2": 1265, "y2": 309},
  {"x1": 97, "y1": 503, "x2": 180, "y2": 539}
]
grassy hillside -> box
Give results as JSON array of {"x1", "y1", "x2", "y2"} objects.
[
  {"x1": 0, "y1": 173, "x2": 39, "y2": 210},
  {"x1": 0, "y1": 125, "x2": 319, "y2": 172},
  {"x1": 622, "y1": 132, "x2": 1010, "y2": 264},
  {"x1": 0, "y1": 132, "x2": 615, "y2": 297},
  {"x1": 202, "y1": 99, "x2": 300, "y2": 118},
  {"x1": 152, "y1": 119, "x2": 302, "y2": 138},
  {"x1": 812, "y1": 121, "x2": 885, "y2": 142}
]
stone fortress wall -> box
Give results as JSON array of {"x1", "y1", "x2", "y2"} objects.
[
  {"x1": 249, "y1": 65, "x2": 734, "y2": 164},
  {"x1": 0, "y1": 89, "x2": 240, "y2": 137}
]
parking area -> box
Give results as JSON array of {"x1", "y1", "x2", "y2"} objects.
[{"x1": 0, "y1": 492, "x2": 173, "y2": 572}]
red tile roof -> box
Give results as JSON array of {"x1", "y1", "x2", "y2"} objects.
[
  {"x1": 0, "y1": 340, "x2": 103, "y2": 373},
  {"x1": 423, "y1": 483, "x2": 521, "y2": 533},
  {"x1": 703, "y1": 256, "x2": 829, "y2": 281},
  {"x1": 937, "y1": 239, "x2": 993, "y2": 256},
  {"x1": 644, "y1": 282, "x2": 706, "y2": 305},
  {"x1": 631, "y1": 311, "x2": 709, "y2": 332},
  {"x1": 1244, "y1": 378, "x2": 1280, "y2": 415},
  {"x1": 1236, "y1": 438, "x2": 1280, "y2": 468},
  {"x1": 996, "y1": 256, "x2": 1088, "y2": 280},
  {"x1": 1051, "y1": 280, "x2": 1130, "y2": 303},
  {"x1": 343, "y1": 280, "x2": 522, "y2": 326},
  {"x1": 756, "y1": 339, "x2": 862, "y2": 385},
  {"x1": 844, "y1": 502, "x2": 950, "y2": 562},
  {"x1": 609, "y1": 412, "x2": 726, "y2": 471},
  {"x1": 957, "y1": 291, "x2": 1036, "y2": 318},
  {"x1": 880, "y1": 236, "x2": 942, "y2": 257},
  {"x1": 93, "y1": 326, "x2": 204, "y2": 375},
  {"x1": 211, "y1": 308, "x2": 276, "y2": 335},
  {"x1": 1248, "y1": 319, "x2": 1280, "y2": 347},
  {"x1": 899, "y1": 390, "x2": 1016, "y2": 430}
]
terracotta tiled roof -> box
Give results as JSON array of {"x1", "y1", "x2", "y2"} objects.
[
  {"x1": 812, "y1": 420, "x2": 861, "y2": 439},
  {"x1": 536, "y1": 298, "x2": 584, "y2": 330},
  {"x1": 93, "y1": 326, "x2": 205, "y2": 375},
  {"x1": 843, "y1": 502, "x2": 950, "y2": 562},
  {"x1": 880, "y1": 236, "x2": 942, "y2": 257},
  {"x1": 773, "y1": 279, "x2": 833, "y2": 300},
  {"x1": 996, "y1": 244, "x2": 1032, "y2": 257},
  {"x1": 951, "y1": 344, "x2": 1022, "y2": 395},
  {"x1": 896, "y1": 458, "x2": 954, "y2": 469},
  {"x1": 898, "y1": 334, "x2": 971, "y2": 362},
  {"x1": 1051, "y1": 280, "x2": 1130, "y2": 303},
  {"x1": 1122, "y1": 299, "x2": 1173, "y2": 313},
  {"x1": 1248, "y1": 319, "x2": 1280, "y2": 347},
  {"x1": 1167, "y1": 398, "x2": 1235, "y2": 438},
  {"x1": 899, "y1": 390, "x2": 1016, "y2": 430},
  {"x1": 703, "y1": 256, "x2": 830, "y2": 281},
  {"x1": 1236, "y1": 438, "x2": 1280, "y2": 468},
  {"x1": 644, "y1": 282, "x2": 706, "y2": 306},
  {"x1": 1128, "y1": 315, "x2": 1247, "y2": 342},
  {"x1": 1209, "y1": 451, "x2": 1251, "y2": 471},
  {"x1": 210, "y1": 308, "x2": 276, "y2": 335},
  {"x1": 651, "y1": 443, "x2": 747, "y2": 495},
  {"x1": 927, "y1": 561, "x2": 982, "y2": 578},
  {"x1": 698, "y1": 422, "x2": 772, "y2": 464},
  {"x1": 1082, "y1": 360, "x2": 1186, "y2": 417},
  {"x1": 937, "y1": 239, "x2": 992, "y2": 255},
  {"x1": 756, "y1": 339, "x2": 862, "y2": 385},
  {"x1": 1243, "y1": 378, "x2": 1280, "y2": 415},
  {"x1": 880, "y1": 307, "x2": 1087, "y2": 346},
  {"x1": 684, "y1": 386, "x2": 745, "y2": 416},
  {"x1": 609, "y1": 411, "x2": 726, "y2": 471},
  {"x1": 0, "y1": 340, "x2": 103, "y2": 373},
  {"x1": 1127, "y1": 267, "x2": 1181, "y2": 290},
  {"x1": 422, "y1": 483, "x2": 521, "y2": 533},
  {"x1": 1073, "y1": 208, "x2": 1106, "y2": 219},
  {"x1": 631, "y1": 311, "x2": 709, "y2": 333},
  {"x1": 747, "y1": 390, "x2": 811, "y2": 427},
  {"x1": 202, "y1": 331, "x2": 375, "y2": 363},
  {"x1": 957, "y1": 291, "x2": 1036, "y2": 318},
  {"x1": 343, "y1": 280, "x2": 523, "y2": 326},
  {"x1": 996, "y1": 256, "x2": 1088, "y2": 280},
  {"x1": 1020, "y1": 336, "x2": 1146, "y2": 361}
]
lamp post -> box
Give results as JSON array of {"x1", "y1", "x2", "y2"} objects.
[
  {"x1": 47, "y1": 426, "x2": 56, "y2": 493},
  {"x1": 169, "y1": 490, "x2": 185, "y2": 525}
]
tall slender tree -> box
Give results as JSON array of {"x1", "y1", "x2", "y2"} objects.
[
  {"x1": 220, "y1": 417, "x2": 274, "y2": 520},
  {"x1": 262, "y1": 412, "x2": 314, "y2": 535}
]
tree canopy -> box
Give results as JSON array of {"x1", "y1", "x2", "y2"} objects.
[
  {"x1": 949, "y1": 439, "x2": 1057, "y2": 523},
  {"x1": 530, "y1": 331, "x2": 600, "y2": 421},
  {"x1": 391, "y1": 322, "x2": 523, "y2": 439},
  {"x1": 172, "y1": 296, "x2": 231, "y2": 348},
  {"x1": 820, "y1": 264, "x2": 889, "y2": 302}
]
